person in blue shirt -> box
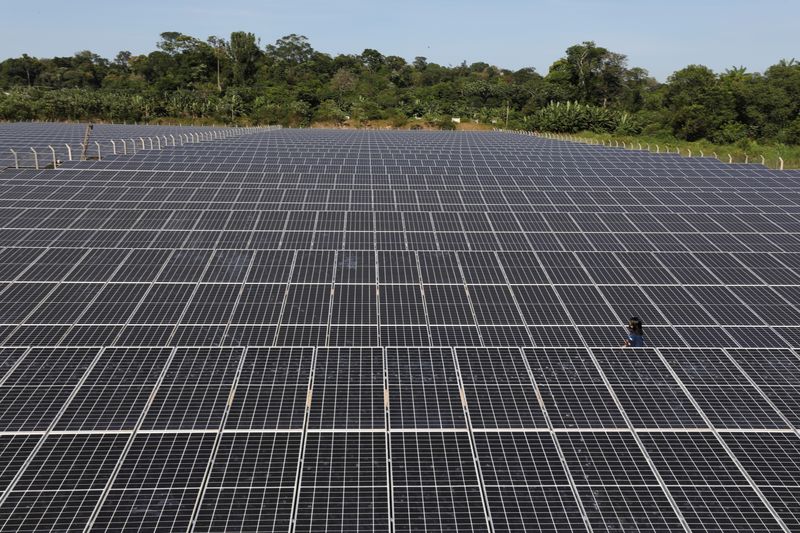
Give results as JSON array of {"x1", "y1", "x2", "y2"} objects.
[{"x1": 623, "y1": 317, "x2": 644, "y2": 347}]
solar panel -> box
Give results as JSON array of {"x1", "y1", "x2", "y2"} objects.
[{"x1": 0, "y1": 125, "x2": 797, "y2": 530}]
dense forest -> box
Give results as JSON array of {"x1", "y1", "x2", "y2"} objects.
[{"x1": 1, "y1": 32, "x2": 799, "y2": 147}]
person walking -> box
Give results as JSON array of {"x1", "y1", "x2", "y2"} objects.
[{"x1": 623, "y1": 317, "x2": 644, "y2": 347}]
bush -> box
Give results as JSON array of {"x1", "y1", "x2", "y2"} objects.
[
  {"x1": 711, "y1": 121, "x2": 748, "y2": 144},
  {"x1": 779, "y1": 117, "x2": 800, "y2": 145},
  {"x1": 315, "y1": 99, "x2": 347, "y2": 124}
]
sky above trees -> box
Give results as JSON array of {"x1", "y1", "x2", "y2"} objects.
[{"x1": 1, "y1": 0, "x2": 796, "y2": 80}]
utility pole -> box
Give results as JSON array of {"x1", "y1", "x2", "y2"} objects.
[{"x1": 80, "y1": 123, "x2": 93, "y2": 161}]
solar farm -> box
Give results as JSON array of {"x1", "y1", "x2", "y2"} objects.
[{"x1": 0, "y1": 123, "x2": 799, "y2": 532}]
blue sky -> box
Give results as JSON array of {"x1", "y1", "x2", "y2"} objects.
[{"x1": 2, "y1": 0, "x2": 796, "y2": 80}]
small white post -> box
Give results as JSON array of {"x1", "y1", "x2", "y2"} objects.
[
  {"x1": 700, "y1": 150, "x2": 704, "y2": 157},
  {"x1": 148, "y1": 138, "x2": 154, "y2": 150},
  {"x1": 30, "y1": 147, "x2": 39, "y2": 170},
  {"x1": 745, "y1": 154, "x2": 749, "y2": 164},
  {"x1": 48, "y1": 145, "x2": 57, "y2": 167},
  {"x1": 170, "y1": 134, "x2": 176, "y2": 147},
  {"x1": 728, "y1": 154, "x2": 733, "y2": 164},
  {"x1": 130, "y1": 139, "x2": 136, "y2": 153},
  {"x1": 64, "y1": 144, "x2": 72, "y2": 161},
  {"x1": 162, "y1": 135, "x2": 168, "y2": 147},
  {"x1": 712, "y1": 152, "x2": 717, "y2": 159},
  {"x1": 122, "y1": 139, "x2": 128, "y2": 155},
  {"x1": 155, "y1": 136, "x2": 162, "y2": 150},
  {"x1": 622, "y1": 142, "x2": 626, "y2": 149},
  {"x1": 638, "y1": 143, "x2": 642, "y2": 150},
  {"x1": 656, "y1": 145, "x2": 660, "y2": 153},
  {"x1": 760, "y1": 155, "x2": 766, "y2": 166},
  {"x1": 10, "y1": 149, "x2": 18, "y2": 169},
  {"x1": 779, "y1": 157, "x2": 784, "y2": 170},
  {"x1": 139, "y1": 137, "x2": 145, "y2": 150},
  {"x1": 95, "y1": 141, "x2": 102, "y2": 161},
  {"x1": 687, "y1": 149, "x2": 692, "y2": 157},
  {"x1": 110, "y1": 140, "x2": 117, "y2": 155}
]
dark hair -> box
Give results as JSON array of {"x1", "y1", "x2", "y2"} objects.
[{"x1": 628, "y1": 317, "x2": 643, "y2": 335}]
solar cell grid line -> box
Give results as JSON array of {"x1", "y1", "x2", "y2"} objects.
[
  {"x1": 0, "y1": 250, "x2": 92, "y2": 344},
  {"x1": 543, "y1": 327, "x2": 694, "y2": 529},
  {"x1": 716, "y1": 348, "x2": 800, "y2": 436},
  {"x1": 447, "y1": 347, "x2": 509, "y2": 533},
  {"x1": 0, "y1": 347, "x2": 107, "y2": 530},
  {"x1": 645, "y1": 347, "x2": 794, "y2": 532},
  {"x1": 483, "y1": 346, "x2": 594, "y2": 531}
]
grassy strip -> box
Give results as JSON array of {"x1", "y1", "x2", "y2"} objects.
[{"x1": 565, "y1": 131, "x2": 800, "y2": 170}]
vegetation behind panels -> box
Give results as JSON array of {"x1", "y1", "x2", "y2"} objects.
[{"x1": 1, "y1": 32, "x2": 799, "y2": 157}]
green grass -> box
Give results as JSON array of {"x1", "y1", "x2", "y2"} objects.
[{"x1": 558, "y1": 131, "x2": 800, "y2": 170}]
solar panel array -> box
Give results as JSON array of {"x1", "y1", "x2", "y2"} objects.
[{"x1": 0, "y1": 126, "x2": 798, "y2": 531}]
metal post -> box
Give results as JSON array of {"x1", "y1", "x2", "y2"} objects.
[
  {"x1": 656, "y1": 145, "x2": 660, "y2": 154},
  {"x1": 65, "y1": 144, "x2": 72, "y2": 161},
  {"x1": 760, "y1": 155, "x2": 766, "y2": 166},
  {"x1": 745, "y1": 154, "x2": 749, "y2": 164},
  {"x1": 139, "y1": 137, "x2": 145, "y2": 150},
  {"x1": 48, "y1": 145, "x2": 57, "y2": 167},
  {"x1": 687, "y1": 149, "x2": 692, "y2": 158},
  {"x1": 148, "y1": 138, "x2": 154, "y2": 150},
  {"x1": 170, "y1": 135, "x2": 176, "y2": 147},
  {"x1": 110, "y1": 140, "x2": 117, "y2": 155},
  {"x1": 779, "y1": 157, "x2": 784, "y2": 171},
  {"x1": 10, "y1": 149, "x2": 18, "y2": 169},
  {"x1": 95, "y1": 141, "x2": 102, "y2": 161},
  {"x1": 156, "y1": 137, "x2": 162, "y2": 150},
  {"x1": 728, "y1": 154, "x2": 733, "y2": 164},
  {"x1": 122, "y1": 139, "x2": 128, "y2": 155},
  {"x1": 700, "y1": 150, "x2": 704, "y2": 158},
  {"x1": 30, "y1": 147, "x2": 39, "y2": 170}
]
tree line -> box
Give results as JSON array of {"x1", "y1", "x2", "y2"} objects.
[{"x1": 1, "y1": 32, "x2": 798, "y2": 146}]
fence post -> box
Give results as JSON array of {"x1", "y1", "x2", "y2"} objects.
[
  {"x1": 30, "y1": 147, "x2": 39, "y2": 170},
  {"x1": 622, "y1": 142, "x2": 626, "y2": 149},
  {"x1": 656, "y1": 145, "x2": 660, "y2": 154},
  {"x1": 148, "y1": 138, "x2": 154, "y2": 150},
  {"x1": 687, "y1": 149, "x2": 692, "y2": 157},
  {"x1": 48, "y1": 145, "x2": 57, "y2": 168},
  {"x1": 10, "y1": 149, "x2": 18, "y2": 169},
  {"x1": 139, "y1": 137, "x2": 145, "y2": 150},
  {"x1": 170, "y1": 135, "x2": 176, "y2": 147},
  {"x1": 95, "y1": 141, "x2": 102, "y2": 161},
  {"x1": 156, "y1": 136, "x2": 162, "y2": 150},
  {"x1": 745, "y1": 154, "x2": 749, "y2": 164},
  {"x1": 121, "y1": 139, "x2": 127, "y2": 155},
  {"x1": 779, "y1": 157, "x2": 784, "y2": 170},
  {"x1": 761, "y1": 155, "x2": 766, "y2": 166},
  {"x1": 64, "y1": 144, "x2": 72, "y2": 161},
  {"x1": 728, "y1": 154, "x2": 733, "y2": 164},
  {"x1": 712, "y1": 152, "x2": 717, "y2": 159},
  {"x1": 110, "y1": 140, "x2": 117, "y2": 155},
  {"x1": 699, "y1": 150, "x2": 704, "y2": 158}
]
